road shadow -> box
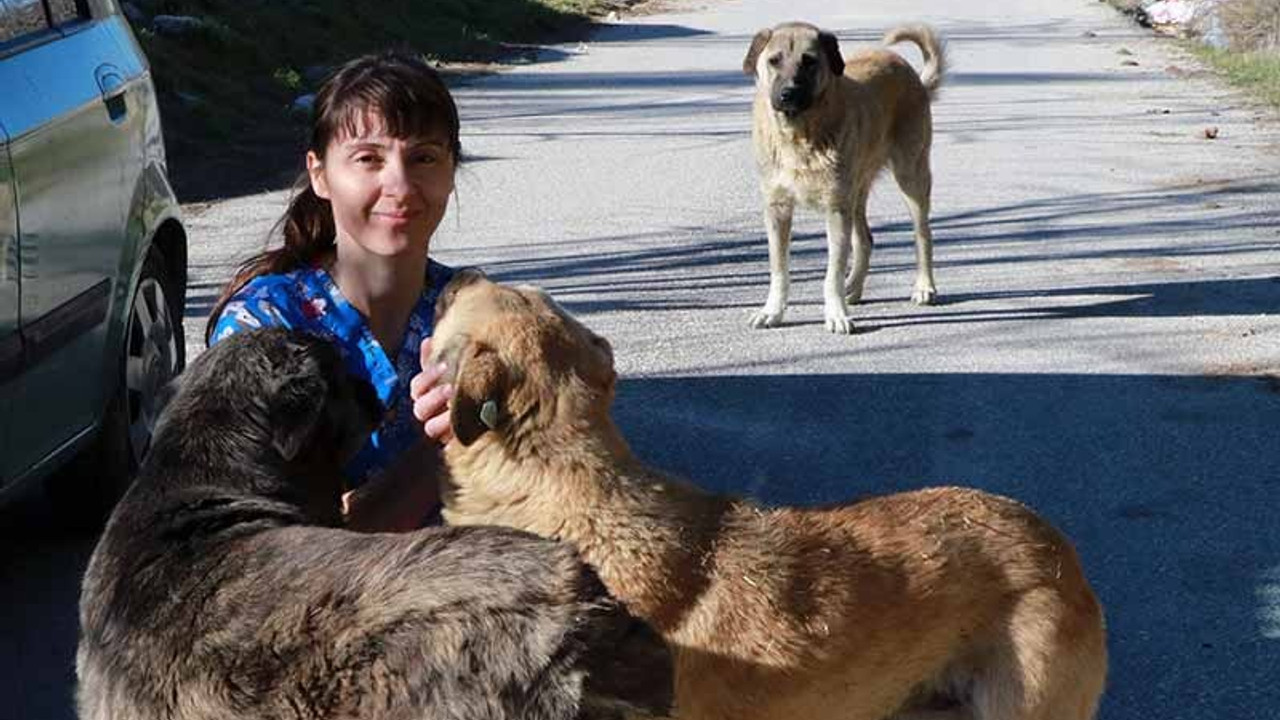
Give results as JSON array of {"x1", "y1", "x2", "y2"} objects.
[
  {"x1": 611, "y1": 371, "x2": 1279, "y2": 720},
  {"x1": 0, "y1": 492, "x2": 99, "y2": 720},
  {"x1": 6, "y1": 369, "x2": 1277, "y2": 720},
  {"x1": 584, "y1": 22, "x2": 714, "y2": 43},
  {"x1": 428, "y1": 174, "x2": 1279, "y2": 324}
]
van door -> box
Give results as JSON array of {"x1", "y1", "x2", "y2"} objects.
[
  {"x1": 0, "y1": 0, "x2": 143, "y2": 483},
  {"x1": 0, "y1": 118, "x2": 18, "y2": 484}
]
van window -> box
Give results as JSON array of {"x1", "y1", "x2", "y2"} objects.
[{"x1": 0, "y1": 0, "x2": 50, "y2": 44}]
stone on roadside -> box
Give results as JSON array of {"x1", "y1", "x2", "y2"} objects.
[
  {"x1": 152, "y1": 14, "x2": 205, "y2": 37},
  {"x1": 121, "y1": 2, "x2": 147, "y2": 26},
  {"x1": 291, "y1": 94, "x2": 316, "y2": 116}
]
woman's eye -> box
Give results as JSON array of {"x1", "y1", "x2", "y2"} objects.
[{"x1": 354, "y1": 154, "x2": 380, "y2": 165}]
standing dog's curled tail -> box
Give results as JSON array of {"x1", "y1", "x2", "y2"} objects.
[{"x1": 883, "y1": 25, "x2": 946, "y2": 99}]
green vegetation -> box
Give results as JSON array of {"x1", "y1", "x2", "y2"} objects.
[
  {"x1": 133, "y1": 0, "x2": 627, "y2": 200},
  {"x1": 1192, "y1": 0, "x2": 1280, "y2": 108},
  {"x1": 1188, "y1": 43, "x2": 1280, "y2": 108}
]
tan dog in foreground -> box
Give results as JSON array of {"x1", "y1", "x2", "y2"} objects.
[
  {"x1": 431, "y1": 272, "x2": 1107, "y2": 720},
  {"x1": 745, "y1": 22, "x2": 945, "y2": 333}
]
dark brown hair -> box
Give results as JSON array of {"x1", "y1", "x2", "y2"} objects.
[{"x1": 204, "y1": 51, "x2": 462, "y2": 344}]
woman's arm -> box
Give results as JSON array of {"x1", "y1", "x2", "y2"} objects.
[
  {"x1": 344, "y1": 337, "x2": 455, "y2": 532},
  {"x1": 342, "y1": 440, "x2": 441, "y2": 532}
]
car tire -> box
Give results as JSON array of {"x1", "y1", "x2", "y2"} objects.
[{"x1": 49, "y1": 245, "x2": 185, "y2": 525}]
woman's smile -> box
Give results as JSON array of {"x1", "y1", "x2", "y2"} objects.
[{"x1": 374, "y1": 208, "x2": 423, "y2": 225}]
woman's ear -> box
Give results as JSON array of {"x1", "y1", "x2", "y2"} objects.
[
  {"x1": 451, "y1": 341, "x2": 508, "y2": 446},
  {"x1": 307, "y1": 150, "x2": 330, "y2": 200}
]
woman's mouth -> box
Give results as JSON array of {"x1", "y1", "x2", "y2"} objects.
[{"x1": 374, "y1": 209, "x2": 421, "y2": 224}]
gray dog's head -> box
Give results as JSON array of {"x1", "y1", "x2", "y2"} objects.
[
  {"x1": 743, "y1": 22, "x2": 845, "y2": 118},
  {"x1": 168, "y1": 328, "x2": 383, "y2": 472}
]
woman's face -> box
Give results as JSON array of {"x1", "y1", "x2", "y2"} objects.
[{"x1": 308, "y1": 113, "x2": 455, "y2": 260}]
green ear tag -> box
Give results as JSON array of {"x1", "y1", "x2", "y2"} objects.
[{"x1": 480, "y1": 400, "x2": 499, "y2": 430}]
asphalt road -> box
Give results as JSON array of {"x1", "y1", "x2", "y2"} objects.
[{"x1": 5, "y1": 0, "x2": 1278, "y2": 718}]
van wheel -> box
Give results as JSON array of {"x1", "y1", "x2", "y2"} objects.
[
  {"x1": 118, "y1": 246, "x2": 186, "y2": 470},
  {"x1": 50, "y1": 246, "x2": 185, "y2": 526}
]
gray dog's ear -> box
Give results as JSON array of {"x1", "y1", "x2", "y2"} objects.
[
  {"x1": 268, "y1": 368, "x2": 329, "y2": 462},
  {"x1": 819, "y1": 31, "x2": 844, "y2": 76},
  {"x1": 743, "y1": 28, "x2": 772, "y2": 76},
  {"x1": 451, "y1": 340, "x2": 509, "y2": 446}
]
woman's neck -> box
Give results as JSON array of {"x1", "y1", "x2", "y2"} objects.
[{"x1": 329, "y1": 241, "x2": 428, "y2": 353}]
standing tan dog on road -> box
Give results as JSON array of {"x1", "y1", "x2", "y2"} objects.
[
  {"x1": 745, "y1": 22, "x2": 945, "y2": 333},
  {"x1": 430, "y1": 272, "x2": 1108, "y2": 720}
]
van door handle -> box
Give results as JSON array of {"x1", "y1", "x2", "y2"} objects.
[{"x1": 95, "y1": 64, "x2": 128, "y2": 123}]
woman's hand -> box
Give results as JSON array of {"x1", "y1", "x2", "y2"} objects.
[{"x1": 410, "y1": 337, "x2": 454, "y2": 444}]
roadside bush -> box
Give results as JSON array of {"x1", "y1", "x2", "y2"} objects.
[{"x1": 1217, "y1": 0, "x2": 1280, "y2": 51}]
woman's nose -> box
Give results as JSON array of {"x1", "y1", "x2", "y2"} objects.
[{"x1": 380, "y1": 156, "x2": 412, "y2": 196}]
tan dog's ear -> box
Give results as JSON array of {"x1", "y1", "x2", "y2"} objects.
[
  {"x1": 743, "y1": 28, "x2": 772, "y2": 76},
  {"x1": 435, "y1": 267, "x2": 488, "y2": 324},
  {"x1": 585, "y1": 334, "x2": 617, "y2": 393},
  {"x1": 819, "y1": 31, "x2": 844, "y2": 76},
  {"x1": 451, "y1": 340, "x2": 509, "y2": 446}
]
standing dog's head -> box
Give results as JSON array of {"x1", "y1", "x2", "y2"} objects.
[
  {"x1": 743, "y1": 22, "x2": 845, "y2": 119},
  {"x1": 429, "y1": 270, "x2": 617, "y2": 450}
]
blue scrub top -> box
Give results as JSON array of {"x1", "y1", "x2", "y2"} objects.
[{"x1": 209, "y1": 259, "x2": 456, "y2": 487}]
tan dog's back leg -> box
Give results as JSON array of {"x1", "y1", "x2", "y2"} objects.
[
  {"x1": 973, "y1": 588, "x2": 1107, "y2": 720},
  {"x1": 889, "y1": 143, "x2": 938, "y2": 305},
  {"x1": 843, "y1": 183, "x2": 875, "y2": 305}
]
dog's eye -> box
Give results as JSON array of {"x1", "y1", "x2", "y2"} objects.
[
  {"x1": 799, "y1": 54, "x2": 817, "y2": 68},
  {"x1": 767, "y1": 54, "x2": 782, "y2": 67}
]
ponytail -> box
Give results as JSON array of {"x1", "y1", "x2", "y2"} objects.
[{"x1": 203, "y1": 178, "x2": 336, "y2": 345}]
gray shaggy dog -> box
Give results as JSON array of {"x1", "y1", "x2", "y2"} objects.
[{"x1": 77, "y1": 328, "x2": 672, "y2": 720}]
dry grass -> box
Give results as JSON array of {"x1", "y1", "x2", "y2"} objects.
[{"x1": 1217, "y1": 0, "x2": 1280, "y2": 52}]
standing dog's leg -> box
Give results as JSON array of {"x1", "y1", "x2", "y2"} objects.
[
  {"x1": 892, "y1": 151, "x2": 938, "y2": 305},
  {"x1": 843, "y1": 184, "x2": 874, "y2": 305},
  {"x1": 749, "y1": 196, "x2": 795, "y2": 329},
  {"x1": 823, "y1": 205, "x2": 855, "y2": 334}
]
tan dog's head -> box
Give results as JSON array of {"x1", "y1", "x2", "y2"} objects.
[
  {"x1": 743, "y1": 22, "x2": 845, "y2": 119},
  {"x1": 431, "y1": 270, "x2": 617, "y2": 449}
]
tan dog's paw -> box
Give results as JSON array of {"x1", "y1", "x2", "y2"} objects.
[
  {"x1": 748, "y1": 308, "x2": 785, "y2": 329},
  {"x1": 911, "y1": 283, "x2": 938, "y2": 306},
  {"x1": 823, "y1": 310, "x2": 855, "y2": 334}
]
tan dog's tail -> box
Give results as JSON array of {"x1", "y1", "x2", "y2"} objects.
[{"x1": 883, "y1": 25, "x2": 945, "y2": 99}]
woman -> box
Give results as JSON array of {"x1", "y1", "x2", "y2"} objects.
[{"x1": 207, "y1": 51, "x2": 462, "y2": 531}]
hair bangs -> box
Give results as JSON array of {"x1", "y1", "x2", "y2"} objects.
[{"x1": 315, "y1": 58, "x2": 460, "y2": 157}]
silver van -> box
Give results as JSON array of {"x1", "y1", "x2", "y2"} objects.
[{"x1": 1, "y1": 0, "x2": 187, "y2": 515}]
